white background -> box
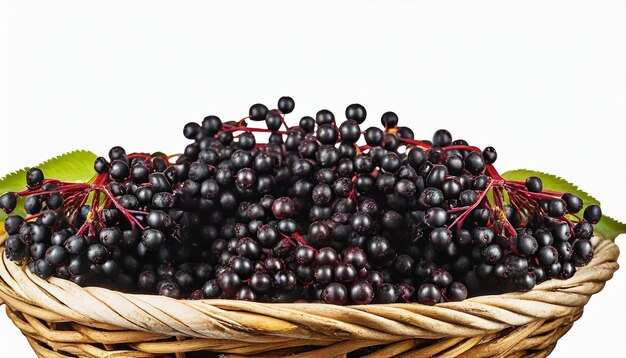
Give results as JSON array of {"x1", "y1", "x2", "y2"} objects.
[{"x1": 1, "y1": 0, "x2": 625, "y2": 356}]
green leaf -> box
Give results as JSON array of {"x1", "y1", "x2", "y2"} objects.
[
  {"x1": 502, "y1": 169, "x2": 600, "y2": 205},
  {"x1": 503, "y1": 169, "x2": 626, "y2": 241},
  {"x1": 594, "y1": 216, "x2": 626, "y2": 241},
  {"x1": 0, "y1": 150, "x2": 97, "y2": 220}
]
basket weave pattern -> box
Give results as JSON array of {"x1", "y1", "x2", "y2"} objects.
[{"x1": 0, "y1": 233, "x2": 619, "y2": 358}]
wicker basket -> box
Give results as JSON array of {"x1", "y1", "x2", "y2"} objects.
[{"x1": 0, "y1": 229, "x2": 619, "y2": 358}]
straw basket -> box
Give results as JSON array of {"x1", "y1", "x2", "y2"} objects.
[{"x1": 0, "y1": 229, "x2": 619, "y2": 358}]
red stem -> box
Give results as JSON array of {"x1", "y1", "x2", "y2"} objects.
[
  {"x1": 449, "y1": 180, "x2": 495, "y2": 229},
  {"x1": 17, "y1": 183, "x2": 91, "y2": 197},
  {"x1": 444, "y1": 144, "x2": 481, "y2": 152},
  {"x1": 493, "y1": 187, "x2": 517, "y2": 236},
  {"x1": 127, "y1": 209, "x2": 149, "y2": 215},
  {"x1": 128, "y1": 153, "x2": 153, "y2": 160},
  {"x1": 221, "y1": 126, "x2": 288, "y2": 135},
  {"x1": 101, "y1": 187, "x2": 145, "y2": 230},
  {"x1": 278, "y1": 112, "x2": 290, "y2": 130},
  {"x1": 23, "y1": 212, "x2": 45, "y2": 221},
  {"x1": 504, "y1": 181, "x2": 562, "y2": 197},
  {"x1": 397, "y1": 137, "x2": 431, "y2": 149},
  {"x1": 292, "y1": 232, "x2": 307, "y2": 246},
  {"x1": 562, "y1": 216, "x2": 577, "y2": 232}
]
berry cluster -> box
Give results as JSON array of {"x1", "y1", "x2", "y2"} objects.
[{"x1": 0, "y1": 97, "x2": 602, "y2": 305}]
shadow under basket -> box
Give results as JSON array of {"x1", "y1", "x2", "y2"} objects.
[{"x1": 0, "y1": 234, "x2": 618, "y2": 358}]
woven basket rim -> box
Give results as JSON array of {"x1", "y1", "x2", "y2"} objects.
[{"x1": 0, "y1": 233, "x2": 619, "y2": 343}]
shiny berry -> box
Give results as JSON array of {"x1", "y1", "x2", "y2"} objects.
[
  {"x1": 26, "y1": 168, "x2": 44, "y2": 187},
  {"x1": 347, "y1": 279, "x2": 373, "y2": 304},
  {"x1": 525, "y1": 176, "x2": 543, "y2": 193},
  {"x1": 482, "y1": 146, "x2": 497, "y2": 164},
  {"x1": 272, "y1": 197, "x2": 295, "y2": 219},
  {"x1": 574, "y1": 222, "x2": 593, "y2": 240},
  {"x1": 583, "y1": 205, "x2": 602, "y2": 224},
  {"x1": 464, "y1": 152, "x2": 485, "y2": 174},
  {"x1": 323, "y1": 282, "x2": 348, "y2": 305},
  {"x1": 345, "y1": 103, "x2": 367, "y2": 123},
  {"x1": 536, "y1": 246, "x2": 559, "y2": 266},
  {"x1": 417, "y1": 284, "x2": 441, "y2": 305},
  {"x1": 249, "y1": 103, "x2": 268, "y2": 121},
  {"x1": 0, "y1": 193, "x2": 18, "y2": 214},
  {"x1": 444, "y1": 282, "x2": 467, "y2": 302},
  {"x1": 547, "y1": 198, "x2": 567, "y2": 218},
  {"x1": 573, "y1": 240, "x2": 594, "y2": 266},
  {"x1": 277, "y1": 96, "x2": 295, "y2": 114},
  {"x1": 517, "y1": 234, "x2": 538, "y2": 256},
  {"x1": 380, "y1": 111, "x2": 398, "y2": 128},
  {"x1": 562, "y1": 194, "x2": 583, "y2": 214}
]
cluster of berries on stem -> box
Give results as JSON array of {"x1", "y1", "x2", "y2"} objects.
[{"x1": 0, "y1": 97, "x2": 602, "y2": 305}]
